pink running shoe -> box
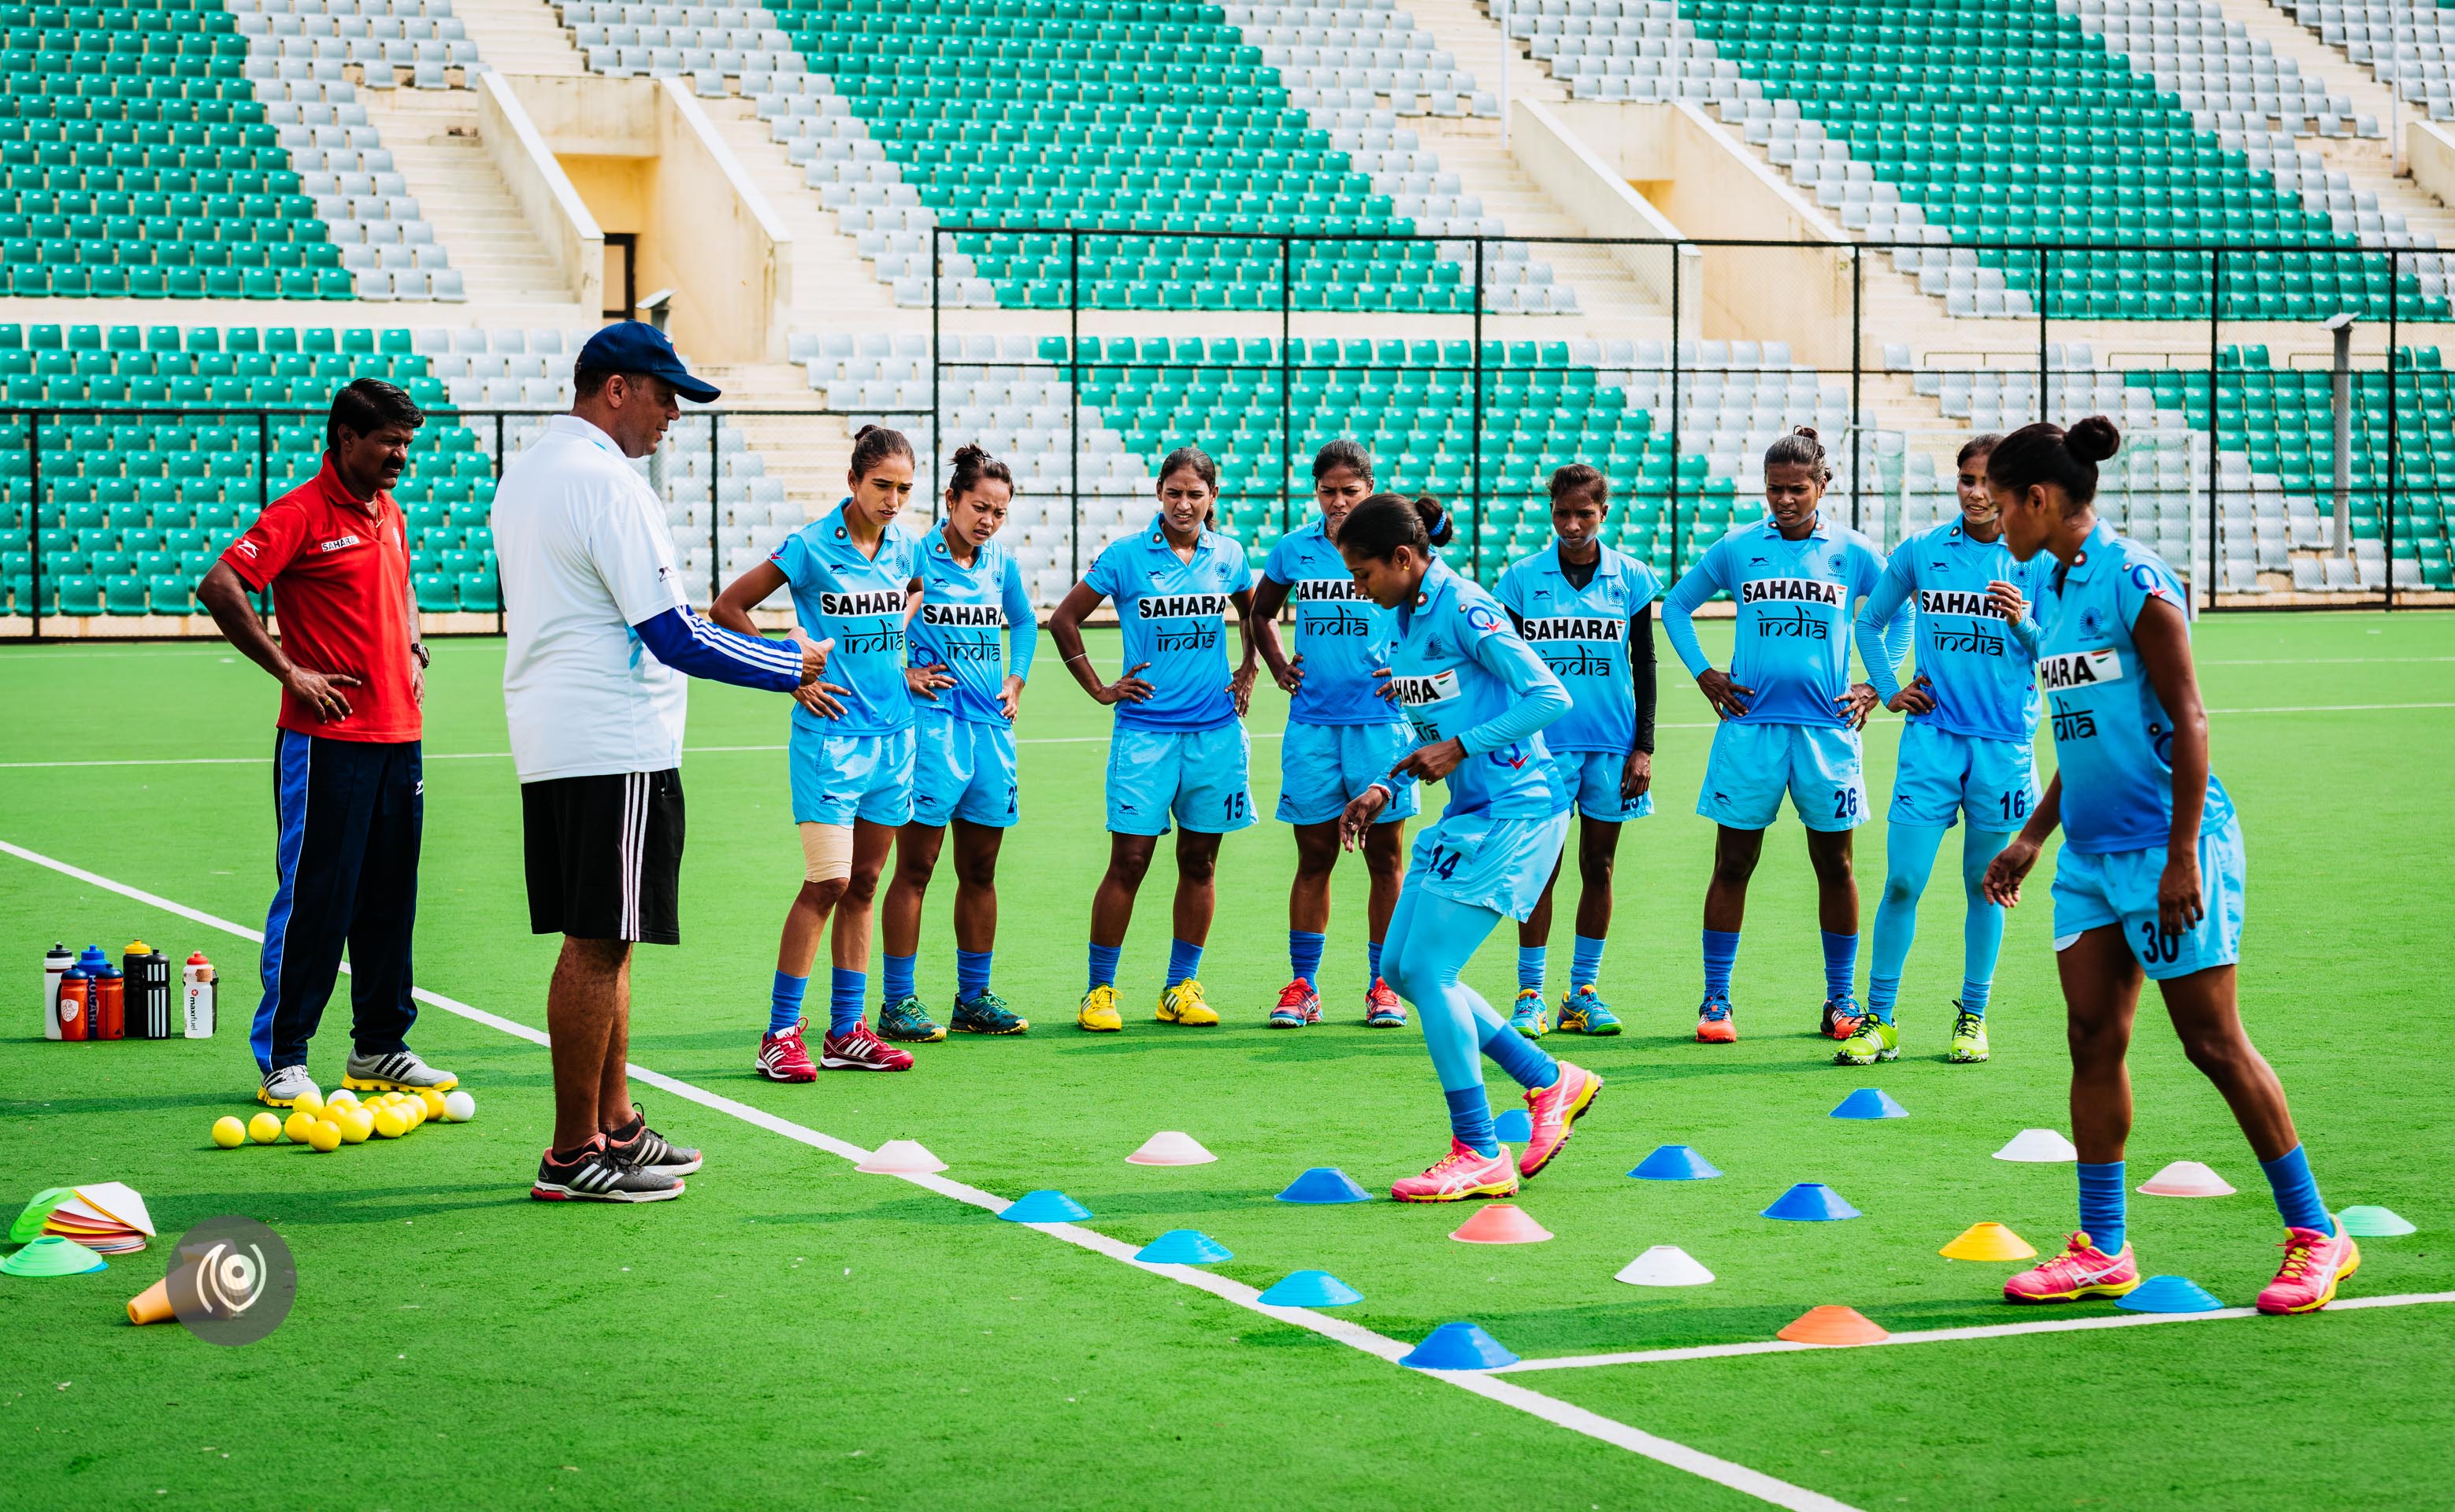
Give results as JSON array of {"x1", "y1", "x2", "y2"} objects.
[
  {"x1": 820, "y1": 1021, "x2": 914, "y2": 1072},
  {"x1": 1519, "y1": 1061, "x2": 1602, "y2": 1179},
  {"x1": 2003, "y1": 1232, "x2": 2142, "y2": 1303},
  {"x1": 756, "y1": 1019, "x2": 818, "y2": 1083},
  {"x1": 2257, "y1": 1224, "x2": 2360, "y2": 1315},
  {"x1": 1269, "y1": 979, "x2": 1321, "y2": 1028},
  {"x1": 1363, "y1": 978, "x2": 1406, "y2": 1028},
  {"x1": 1391, "y1": 1140, "x2": 1519, "y2": 1203}
]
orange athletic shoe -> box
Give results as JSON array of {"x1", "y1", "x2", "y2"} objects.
[
  {"x1": 1696, "y1": 997, "x2": 1737, "y2": 1043},
  {"x1": 1391, "y1": 1140, "x2": 1519, "y2": 1203},
  {"x1": 1519, "y1": 1061, "x2": 1600, "y2": 1179}
]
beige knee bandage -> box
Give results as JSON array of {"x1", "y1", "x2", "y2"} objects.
[{"x1": 799, "y1": 822, "x2": 855, "y2": 884}]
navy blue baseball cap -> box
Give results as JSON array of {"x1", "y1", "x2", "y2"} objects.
[{"x1": 576, "y1": 320, "x2": 721, "y2": 403}]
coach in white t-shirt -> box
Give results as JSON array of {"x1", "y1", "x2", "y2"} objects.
[{"x1": 495, "y1": 320, "x2": 836, "y2": 1203}]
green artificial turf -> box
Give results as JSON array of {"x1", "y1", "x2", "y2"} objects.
[{"x1": 1, "y1": 612, "x2": 2450, "y2": 1510}]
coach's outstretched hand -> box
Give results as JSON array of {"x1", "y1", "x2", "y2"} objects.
[{"x1": 788, "y1": 630, "x2": 834, "y2": 687}]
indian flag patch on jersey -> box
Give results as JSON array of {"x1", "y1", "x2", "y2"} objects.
[{"x1": 1390, "y1": 669, "x2": 1462, "y2": 706}]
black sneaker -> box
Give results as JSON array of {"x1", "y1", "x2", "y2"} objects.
[
  {"x1": 530, "y1": 1136, "x2": 686, "y2": 1203},
  {"x1": 605, "y1": 1102, "x2": 703, "y2": 1177}
]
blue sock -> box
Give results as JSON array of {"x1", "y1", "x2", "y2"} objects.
[
  {"x1": 1959, "y1": 978, "x2": 1991, "y2": 1016},
  {"x1": 1821, "y1": 929, "x2": 1859, "y2": 1002},
  {"x1": 1087, "y1": 941, "x2": 1120, "y2": 993},
  {"x1": 1702, "y1": 928, "x2": 1739, "y2": 1002},
  {"x1": 1867, "y1": 976, "x2": 1900, "y2": 1025},
  {"x1": 2077, "y1": 1161, "x2": 2127, "y2": 1254},
  {"x1": 1366, "y1": 938, "x2": 1383, "y2": 989},
  {"x1": 1517, "y1": 945, "x2": 1545, "y2": 995},
  {"x1": 1570, "y1": 934, "x2": 1605, "y2": 991},
  {"x1": 1289, "y1": 929, "x2": 1326, "y2": 986},
  {"x1": 1478, "y1": 1014, "x2": 1560, "y2": 1091},
  {"x1": 1166, "y1": 937, "x2": 1203, "y2": 988},
  {"x1": 2258, "y1": 1144, "x2": 2334, "y2": 1235},
  {"x1": 1444, "y1": 1086, "x2": 1499, "y2": 1158},
  {"x1": 829, "y1": 968, "x2": 866, "y2": 1037},
  {"x1": 769, "y1": 969, "x2": 807, "y2": 1036},
  {"x1": 956, "y1": 949, "x2": 992, "y2": 1001},
  {"x1": 883, "y1": 952, "x2": 916, "y2": 1003}
]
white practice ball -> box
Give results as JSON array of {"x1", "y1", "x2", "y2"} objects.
[{"x1": 443, "y1": 1090, "x2": 477, "y2": 1123}]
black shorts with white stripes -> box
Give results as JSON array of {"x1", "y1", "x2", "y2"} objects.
[{"x1": 520, "y1": 769, "x2": 685, "y2": 945}]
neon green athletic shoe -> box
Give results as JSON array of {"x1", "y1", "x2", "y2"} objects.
[
  {"x1": 1833, "y1": 1014, "x2": 1898, "y2": 1066},
  {"x1": 1946, "y1": 1004, "x2": 1990, "y2": 1063}
]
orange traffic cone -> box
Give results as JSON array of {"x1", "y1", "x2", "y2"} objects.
[
  {"x1": 1448, "y1": 1203, "x2": 1554, "y2": 1244},
  {"x1": 1776, "y1": 1305, "x2": 1888, "y2": 1346},
  {"x1": 127, "y1": 1277, "x2": 172, "y2": 1325}
]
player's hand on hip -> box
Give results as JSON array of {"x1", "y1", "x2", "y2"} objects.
[
  {"x1": 1371, "y1": 665, "x2": 1398, "y2": 702},
  {"x1": 794, "y1": 680, "x2": 851, "y2": 719},
  {"x1": 1620, "y1": 747, "x2": 1652, "y2": 802},
  {"x1": 1982, "y1": 837, "x2": 2038, "y2": 907},
  {"x1": 1886, "y1": 675, "x2": 1937, "y2": 716},
  {"x1": 997, "y1": 674, "x2": 1024, "y2": 721},
  {"x1": 1697, "y1": 668, "x2": 1751, "y2": 719},
  {"x1": 1836, "y1": 681, "x2": 1879, "y2": 730},
  {"x1": 1099, "y1": 662, "x2": 1155, "y2": 706},
  {"x1": 906, "y1": 662, "x2": 955, "y2": 700},
  {"x1": 1273, "y1": 651, "x2": 1305, "y2": 695},
  {"x1": 1394, "y1": 737, "x2": 1466, "y2": 784},
  {"x1": 283, "y1": 665, "x2": 361, "y2": 721},
  {"x1": 2156, "y1": 854, "x2": 2205, "y2": 936},
  {"x1": 1337, "y1": 785, "x2": 1389, "y2": 850}
]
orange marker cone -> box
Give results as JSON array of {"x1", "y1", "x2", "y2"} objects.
[
  {"x1": 1776, "y1": 1305, "x2": 1888, "y2": 1346},
  {"x1": 1448, "y1": 1203, "x2": 1554, "y2": 1244},
  {"x1": 1939, "y1": 1221, "x2": 2037, "y2": 1262},
  {"x1": 127, "y1": 1277, "x2": 172, "y2": 1326}
]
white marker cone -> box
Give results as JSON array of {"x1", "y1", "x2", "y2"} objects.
[
  {"x1": 70, "y1": 1181, "x2": 156, "y2": 1236},
  {"x1": 1126, "y1": 1131, "x2": 1216, "y2": 1166},
  {"x1": 1993, "y1": 1128, "x2": 2079, "y2": 1163},
  {"x1": 2138, "y1": 1159, "x2": 2236, "y2": 1197},
  {"x1": 856, "y1": 1140, "x2": 948, "y2": 1175},
  {"x1": 1614, "y1": 1244, "x2": 1715, "y2": 1287}
]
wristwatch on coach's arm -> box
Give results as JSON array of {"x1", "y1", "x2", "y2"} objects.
[{"x1": 410, "y1": 642, "x2": 432, "y2": 669}]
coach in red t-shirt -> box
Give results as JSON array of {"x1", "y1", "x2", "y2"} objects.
[{"x1": 198, "y1": 378, "x2": 460, "y2": 1110}]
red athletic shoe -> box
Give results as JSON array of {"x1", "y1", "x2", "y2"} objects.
[
  {"x1": 1363, "y1": 978, "x2": 1406, "y2": 1028},
  {"x1": 1519, "y1": 1061, "x2": 1601, "y2": 1178},
  {"x1": 1696, "y1": 998, "x2": 1737, "y2": 1043},
  {"x1": 1391, "y1": 1140, "x2": 1519, "y2": 1203},
  {"x1": 1821, "y1": 996, "x2": 1867, "y2": 1040},
  {"x1": 2003, "y1": 1232, "x2": 2141, "y2": 1303},
  {"x1": 756, "y1": 1019, "x2": 818, "y2": 1082},
  {"x1": 821, "y1": 1021, "x2": 914, "y2": 1072},
  {"x1": 1269, "y1": 979, "x2": 1321, "y2": 1028},
  {"x1": 2257, "y1": 1224, "x2": 2360, "y2": 1314}
]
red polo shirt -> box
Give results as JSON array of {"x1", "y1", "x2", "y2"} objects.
[{"x1": 219, "y1": 458, "x2": 421, "y2": 743}]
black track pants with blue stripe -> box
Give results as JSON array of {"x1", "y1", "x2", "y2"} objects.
[{"x1": 252, "y1": 728, "x2": 424, "y2": 1072}]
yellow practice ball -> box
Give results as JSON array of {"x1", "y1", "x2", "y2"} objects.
[
  {"x1": 283, "y1": 1109, "x2": 317, "y2": 1144},
  {"x1": 293, "y1": 1088, "x2": 324, "y2": 1114},
  {"x1": 417, "y1": 1088, "x2": 447, "y2": 1120},
  {"x1": 211, "y1": 1116, "x2": 247, "y2": 1148},
  {"x1": 308, "y1": 1120, "x2": 343, "y2": 1153},
  {"x1": 338, "y1": 1110, "x2": 373, "y2": 1144},
  {"x1": 373, "y1": 1106, "x2": 408, "y2": 1139},
  {"x1": 247, "y1": 1112, "x2": 283, "y2": 1144},
  {"x1": 407, "y1": 1100, "x2": 427, "y2": 1128}
]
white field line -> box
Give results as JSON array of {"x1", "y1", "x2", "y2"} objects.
[
  {"x1": 1499, "y1": 1290, "x2": 2455, "y2": 1373},
  {"x1": 3, "y1": 701, "x2": 2445, "y2": 773},
  {"x1": 0, "y1": 837, "x2": 1856, "y2": 1512}
]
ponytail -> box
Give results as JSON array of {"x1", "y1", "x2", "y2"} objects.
[{"x1": 1340, "y1": 491, "x2": 1452, "y2": 561}]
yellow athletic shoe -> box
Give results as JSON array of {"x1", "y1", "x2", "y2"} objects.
[
  {"x1": 1077, "y1": 984, "x2": 1122, "y2": 1032},
  {"x1": 1156, "y1": 979, "x2": 1220, "y2": 1026}
]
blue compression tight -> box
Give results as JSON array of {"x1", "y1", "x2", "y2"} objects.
[
  {"x1": 1383, "y1": 885, "x2": 1562, "y2": 1106},
  {"x1": 1867, "y1": 822, "x2": 2013, "y2": 1021}
]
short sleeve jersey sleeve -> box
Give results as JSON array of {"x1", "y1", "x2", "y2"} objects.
[
  {"x1": 221, "y1": 495, "x2": 313, "y2": 591},
  {"x1": 591, "y1": 485, "x2": 690, "y2": 626}
]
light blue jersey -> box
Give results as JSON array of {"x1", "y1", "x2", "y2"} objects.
[
  {"x1": 1262, "y1": 517, "x2": 1402, "y2": 727},
  {"x1": 1377, "y1": 559, "x2": 1572, "y2": 821},
  {"x1": 1083, "y1": 516, "x2": 1250, "y2": 733},
  {"x1": 909, "y1": 530, "x2": 1038, "y2": 727},
  {"x1": 1494, "y1": 540, "x2": 1663, "y2": 754},
  {"x1": 771, "y1": 502, "x2": 923, "y2": 738},
  {"x1": 1857, "y1": 520, "x2": 2053, "y2": 744},
  {"x1": 1663, "y1": 515, "x2": 1894, "y2": 728},
  {"x1": 2035, "y1": 520, "x2": 2234, "y2": 856}
]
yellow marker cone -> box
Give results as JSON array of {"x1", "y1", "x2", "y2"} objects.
[{"x1": 1939, "y1": 1221, "x2": 2037, "y2": 1261}]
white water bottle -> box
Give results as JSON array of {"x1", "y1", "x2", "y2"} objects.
[
  {"x1": 182, "y1": 952, "x2": 217, "y2": 1039},
  {"x1": 43, "y1": 943, "x2": 70, "y2": 1041}
]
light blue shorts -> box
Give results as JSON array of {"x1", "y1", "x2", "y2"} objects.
[
  {"x1": 912, "y1": 710, "x2": 1018, "y2": 828},
  {"x1": 1107, "y1": 722, "x2": 1257, "y2": 836},
  {"x1": 1549, "y1": 747, "x2": 1655, "y2": 822},
  {"x1": 1889, "y1": 721, "x2": 2040, "y2": 830},
  {"x1": 790, "y1": 726, "x2": 915, "y2": 827},
  {"x1": 1409, "y1": 809, "x2": 1573, "y2": 922},
  {"x1": 1696, "y1": 721, "x2": 1867, "y2": 832},
  {"x1": 1276, "y1": 719, "x2": 1421, "y2": 825},
  {"x1": 2050, "y1": 815, "x2": 2247, "y2": 980}
]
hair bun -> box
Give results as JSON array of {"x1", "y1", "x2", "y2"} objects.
[
  {"x1": 2065, "y1": 416, "x2": 2121, "y2": 465},
  {"x1": 951, "y1": 442, "x2": 987, "y2": 465},
  {"x1": 853, "y1": 423, "x2": 880, "y2": 441},
  {"x1": 1790, "y1": 425, "x2": 1819, "y2": 443},
  {"x1": 1413, "y1": 495, "x2": 1453, "y2": 548}
]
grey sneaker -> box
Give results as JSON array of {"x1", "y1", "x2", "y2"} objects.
[
  {"x1": 257, "y1": 1063, "x2": 318, "y2": 1107},
  {"x1": 344, "y1": 1048, "x2": 458, "y2": 1093}
]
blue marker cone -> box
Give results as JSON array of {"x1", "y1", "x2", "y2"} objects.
[
  {"x1": 1762, "y1": 1182, "x2": 1862, "y2": 1221},
  {"x1": 1276, "y1": 1166, "x2": 1372, "y2": 1204},
  {"x1": 1492, "y1": 1106, "x2": 1533, "y2": 1143},
  {"x1": 1135, "y1": 1228, "x2": 1233, "y2": 1265},
  {"x1": 1830, "y1": 1088, "x2": 1908, "y2": 1120},
  {"x1": 2116, "y1": 1275, "x2": 2226, "y2": 1314},
  {"x1": 1400, "y1": 1321, "x2": 1519, "y2": 1370},
  {"x1": 999, "y1": 1189, "x2": 1092, "y2": 1223},
  {"x1": 1628, "y1": 1144, "x2": 1722, "y2": 1181},
  {"x1": 1257, "y1": 1269, "x2": 1364, "y2": 1307}
]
